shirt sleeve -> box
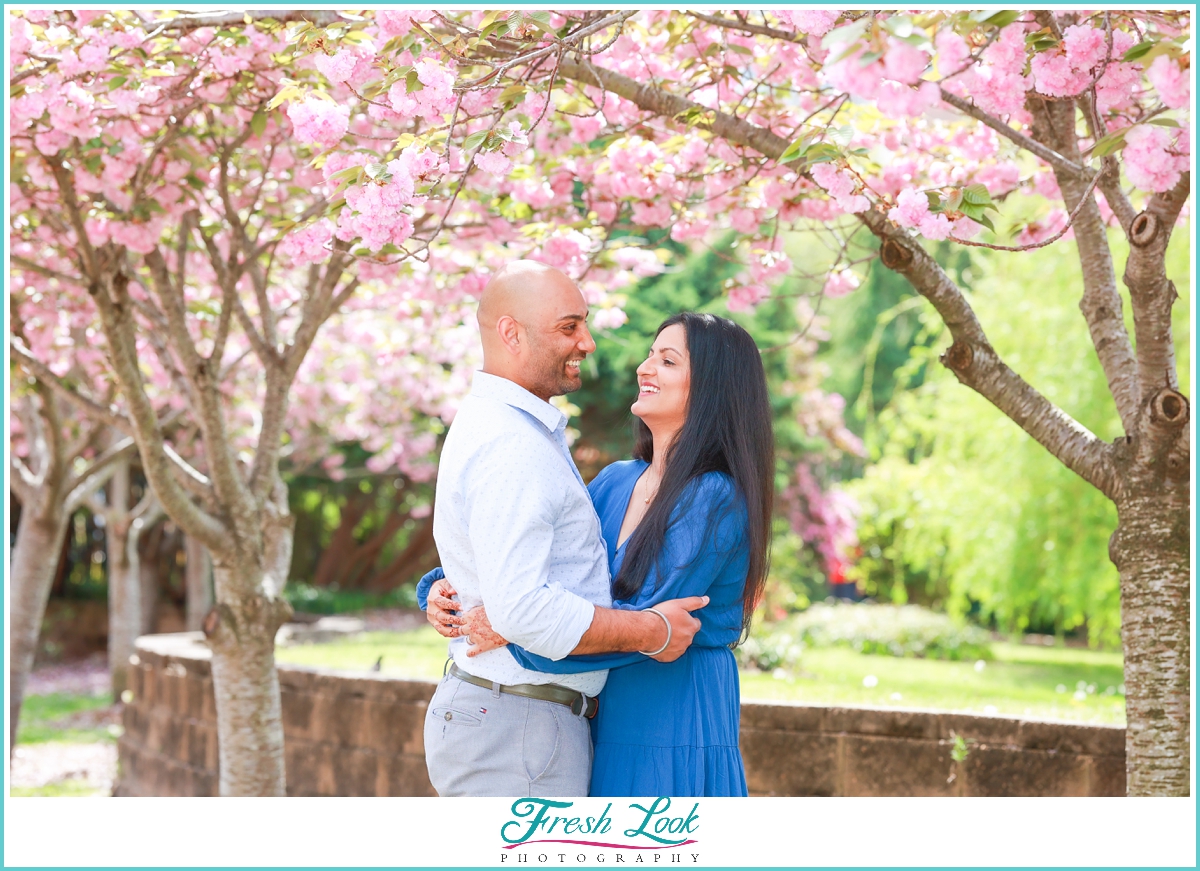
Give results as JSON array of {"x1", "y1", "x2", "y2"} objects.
[
  {"x1": 508, "y1": 473, "x2": 746, "y2": 674},
  {"x1": 415, "y1": 566, "x2": 445, "y2": 612},
  {"x1": 462, "y1": 432, "x2": 597, "y2": 660}
]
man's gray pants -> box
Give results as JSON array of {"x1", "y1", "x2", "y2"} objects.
[{"x1": 423, "y1": 673, "x2": 593, "y2": 797}]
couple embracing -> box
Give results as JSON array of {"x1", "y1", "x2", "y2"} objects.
[{"x1": 417, "y1": 260, "x2": 773, "y2": 797}]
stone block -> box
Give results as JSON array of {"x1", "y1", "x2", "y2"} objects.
[
  {"x1": 183, "y1": 674, "x2": 208, "y2": 721},
  {"x1": 281, "y1": 691, "x2": 315, "y2": 739},
  {"x1": 1018, "y1": 719, "x2": 1124, "y2": 756},
  {"x1": 962, "y1": 746, "x2": 1089, "y2": 797},
  {"x1": 827, "y1": 706, "x2": 941, "y2": 741},
  {"x1": 938, "y1": 712, "x2": 1023, "y2": 747},
  {"x1": 384, "y1": 754, "x2": 437, "y2": 797},
  {"x1": 740, "y1": 700, "x2": 826, "y2": 734},
  {"x1": 285, "y1": 740, "x2": 320, "y2": 796},
  {"x1": 842, "y1": 736, "x2": 956, "y2": 797},
  {"x1": 362, "y1": 701, "x2": 427, "y2": 757},
  {"x1": 199, "y1": 679, "x2": 217, "y2": 722},
  {"x1": 1088, "y1": 754, "x2": 1127, "y2": 797},
  {"x1": 330, "y1": 696, "x2": 371, "y2": 748},
  {"x1": 333, "y1": 747, "x2": 381, "y2": 797},
  {"x1": 741, "y1": 729, "x2": 840, "y2": 796},
  {"x1": 277, "y1": 666, "x2": 318, "y2": 693},
  {"x1": 184, "y1": 721, "x2": 218, "y2": 770},
  {"x1": 140, "y1": 664, "x2": 159, "y2": 707}
]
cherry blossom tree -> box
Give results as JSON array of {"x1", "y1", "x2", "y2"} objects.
[{"x1": 10, "y1": 8, "x2": 1189, "y2": 796}]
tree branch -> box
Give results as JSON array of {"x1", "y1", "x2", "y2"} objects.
[
  {"x1": 65, "y1": 437, "x2": 138, "y2": 513},
  {"x1": 1028, "y1": 93, "x2": 1141, "y2": 435},
  {"x1": 87, "y1": 262, "x2": 229, "y2": 552},
  {"x1": 1123, "y1": 172, "x2": 1190, "y2": 406},
  {"x1": 552, "y1": 59, "x2": 1121, "y2": 498},
  {"x1": 143, "y1": 247, "x2": 251, "y2": 514},
  {"x1": 937, "y1": 89, "x2": 1092, "y2": 179}
]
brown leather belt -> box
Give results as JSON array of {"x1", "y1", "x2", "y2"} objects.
[{"x1": 449, "y1": 663, "x2": 599, "y2": 718}]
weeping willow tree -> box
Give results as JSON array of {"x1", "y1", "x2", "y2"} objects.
[{"x1": 845, "y1": 226, "x2": 1190, "y2": 648}]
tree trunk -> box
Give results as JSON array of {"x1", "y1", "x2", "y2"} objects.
[
  {"x1": 105, "y1": 460, "x2": 140, "y2": 696},
  {"x1": 1112, "y1": 479, "x2": 1191, "y2": 795},
  {"x1": 184, "y1": 535, "x2": 214, "y2": 632},
  {"x1": 8, "y1": 507, "x2": 68, "y2": 750},
  {"x1": 138, "y1": 522, "x2": 161, "y2": 634},
  {"x1": 206, "y1": 515, "x2": 294, "y2": 796}
]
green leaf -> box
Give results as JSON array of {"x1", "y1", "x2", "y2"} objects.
[
  {"x1": 961, "y1": 183, "x2": 993, "y2": 207},
  {"x1": 725, "y1": 43, "x2": 753, "y2": 56},
  {"x1": 364, "y1": 162, "x2": 390, "y2": 180},
  {"x1": 925, "y1": 190, "x2": 943, "y2": 211},
  {"x1": 1121, "y1": 40, "x2": 1156, "y2": 62},
  {"x1": 463, "y1": 131, "x2": 488, "y2": 152},
  {"x1": 326, "y1": 165, "x2": 364, "y2": 184},
  {"x1": 942, "y1": 189, "x2": 963, "y2": 212},
  {"x1": 480, "y1": 20, "x2": 510, "y2": 42},
  {"x1": 405, "y1": 69, "x2": 423, "y2": 93},
  {"x1": 1090, "y1": 129, "x2": 1128, "y2": 158},
  {"x1": 107, "y1": 75, "x2": 127, "y2": 91},
  {"x1": 778, "y1": 137, "x2": 810, "y2": 164},
  {"x1": 982, "y1": 10, "x2": 1022, "y2": 29},
  {"x1": 973, "y1": 212, "x2": 996, "y2": 233},
  {"x1": 498, "y1": 83, "x2": 526, "y2": 104},
  {"x1": 1148, "y1": 117, "x2": 1181, "y2": 128},
  {"x1": 250, "y1": 109, "x2": 267, "y2": 138},
  {"x1": 828, "y1": 125, "x2": 854, "y2": 148},
  {"x1": 802, "y1": 142, "x2": 842, "y2": 164}
]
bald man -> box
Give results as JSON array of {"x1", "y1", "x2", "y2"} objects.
[{"x1": 421, "y1": 261, "x2": 706, "y2": 797}]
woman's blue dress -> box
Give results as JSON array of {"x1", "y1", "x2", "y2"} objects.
[{"x1": 420, "y1": 460, "x2": 750, "y2": 797}]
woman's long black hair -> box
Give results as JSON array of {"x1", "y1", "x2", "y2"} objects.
[{"x1": 612, "y1": 312, "x2": 774, "y2": 641}]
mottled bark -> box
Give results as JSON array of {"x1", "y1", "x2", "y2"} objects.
[
  {"x1": 1111, "y1": 474, "x2": 1190, "y2": 795},
  {"x1": 1028, "y1": 94, "x2": 1141, "y2": 435},
  {"x1": 8, "y1": 509, "x2": 69, "y2": 750},
  {"x1": 205, "y1": 507, "x2": 293, "y2": 796}
]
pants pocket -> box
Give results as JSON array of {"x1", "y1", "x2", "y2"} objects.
[
  {"x1": 523, "y1": 702, "x2": 562, "y2": 783},
  {"x1": 430, "y1": 705, "x2": 482, "y2": 727}
]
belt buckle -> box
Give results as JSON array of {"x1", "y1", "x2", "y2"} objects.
[{"x1": 571, "y1": 693, "x2": 599, "y2": 719}]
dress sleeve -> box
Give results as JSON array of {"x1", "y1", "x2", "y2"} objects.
[
  {"x1": 508, "y1": 473, "x2": 746, "y2": 674},
  {"x1": 415, "y1": 566, "x2": 445, "y2": 612}
]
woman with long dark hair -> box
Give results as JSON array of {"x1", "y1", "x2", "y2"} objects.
[{"x1": 421, "y1": 312, "x2": 774, "y2": 796}]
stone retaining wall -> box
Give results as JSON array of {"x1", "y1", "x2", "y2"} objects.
[{"x1": 116, "y1": 633, "x2": 1125, "y2": 797}]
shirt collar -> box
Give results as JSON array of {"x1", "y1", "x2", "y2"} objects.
[{"x1": 470, "y1": 370, "x2": 566, "y2": 434}]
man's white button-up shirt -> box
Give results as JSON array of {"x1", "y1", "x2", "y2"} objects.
[{"x1": 433, "y1": 370, "x2": 611, "y2": 695}]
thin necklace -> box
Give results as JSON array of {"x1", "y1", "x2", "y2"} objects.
[{"x1": 642, "y1": 471, "x2": 660, "y2": 504}]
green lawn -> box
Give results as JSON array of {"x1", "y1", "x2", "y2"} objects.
[
  {"x1": 17, "y1": 692, "x2": 117, "y2": 745},
  {"x1": 10, "y1": 779, "x2": 100, "y2": 797},
  {"x1": 275, "y1": 626, "x2": 1126, "y2": 725}
]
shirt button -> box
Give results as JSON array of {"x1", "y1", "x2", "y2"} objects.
[{"x1": 444, "y1": 712, "x2": 453, "y2": 721}]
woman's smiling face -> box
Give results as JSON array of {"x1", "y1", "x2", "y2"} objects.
[{"x1": 630, "y1": 323, "x2": 690, "y2": 431}]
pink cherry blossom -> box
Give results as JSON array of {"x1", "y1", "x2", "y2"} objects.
[
  {"x1": 286, "y1": 97, "x2": 350, "y2": 149},
  {"x1": 1147, "y1": 55, "x2": 1191, "y2": 110},
  {"x1": 776, "y1": 10, "x2": 839, "y2": 38},
  {"x1": 280, "y1": 219, "x2": 334, "y2": 265},
  {"x1": 315, "y1": 50, "x2": 359, "y2": 85},
  {"x1": 474, "y1": 150, "x2": 512, "y2": 177},
  {"x1": 889, "y1": 188, "x2": 930, "y2": 228},
  {"x1": 822, "y1": 270, "x2": 860, "y2": 298},
  {"x1": 1123, "y1": 124, "x2": 1188, "y2": 192},
  {"x1": 726, "y1": 283, "x2": 771, "y2": 312}
]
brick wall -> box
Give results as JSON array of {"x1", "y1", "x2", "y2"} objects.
[{"x1": 116, "y1": 633, "x2": 1125, "y2": 797}]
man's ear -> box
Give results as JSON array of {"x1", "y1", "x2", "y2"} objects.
[{"x1": 496, "y1": 315, "x2": 522, "y2": 356}]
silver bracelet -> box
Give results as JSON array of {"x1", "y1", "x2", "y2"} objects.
[{"x1": 637, "y1": 607, "x2": 672, "y2": 656}]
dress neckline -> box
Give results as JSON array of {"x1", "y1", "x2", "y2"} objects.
[{"x1": 614, "y1": 460, "x2": 651, "y2": 551}]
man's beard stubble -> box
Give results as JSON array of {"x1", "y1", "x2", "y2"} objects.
[{"x1": 524, "y1": 342, "x2": 582, "y2": 398}]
